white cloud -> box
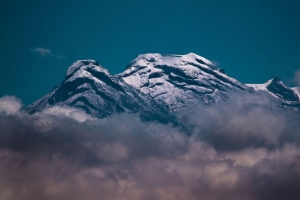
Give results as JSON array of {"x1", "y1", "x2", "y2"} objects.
[
  {"x1": 31, "y1": 47, "x2": 63, "y2": 60},
  {"x1": 41, "y1": 106, "x2": 93, "y2": 123},
  {"x1": 0, "y1": 96, "x2": 22, "y2": 115}
]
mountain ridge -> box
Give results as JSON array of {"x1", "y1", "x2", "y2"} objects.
[{"x1": 26, "y1": 53, "x2": 300, "y2": 122}]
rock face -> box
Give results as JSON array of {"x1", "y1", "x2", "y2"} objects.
[{"x1": 26, "y1": 53, "x2": 300, "y2": 122}]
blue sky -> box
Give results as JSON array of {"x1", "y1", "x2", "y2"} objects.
[{"x1": 1, "y1": 0, "x2": 300, "y2": 105}]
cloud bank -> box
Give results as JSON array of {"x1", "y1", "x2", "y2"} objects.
[{"x1": 0, "y1": 93, "x2": 300, "y2": 200}]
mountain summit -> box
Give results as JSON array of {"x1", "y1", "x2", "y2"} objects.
[{"x1": 118, "y1": 53, "x2": 248, "y2": 113}]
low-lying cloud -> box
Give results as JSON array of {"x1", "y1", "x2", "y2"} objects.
[
  {"x1": 0, "y1": 93, "x2": 300, "y2": 200},
  {"x1": 185, "y1": 92, "x2": 300, "y2": 151}
]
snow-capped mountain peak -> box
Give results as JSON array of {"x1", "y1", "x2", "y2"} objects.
[
  {"x1": 118, "y1": 53, "x2": 247, "y2": 112},
  {"x1": 66, "y1": 60, "x2": 103, "y2": 76},
  {"x1": 126, "y1": 52, "x2": 215, "y2": 70}
]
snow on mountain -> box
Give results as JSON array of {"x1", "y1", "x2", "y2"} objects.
[{"x1": 118, "y1": 53, "x2": 249, "y2": 113}]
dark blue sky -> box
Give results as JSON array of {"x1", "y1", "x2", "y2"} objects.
[{"x1": 1, "y1": 0, "x2": 300, "y2": 105}]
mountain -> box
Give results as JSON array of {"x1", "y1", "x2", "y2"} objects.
[
  {"x1": 118, "y1": 53, "x2": 249, "y2": 113},
  {"x1": 25, "y1": 60, "x2": 173, "y2": 123},
  {"x1": 26, "y1": 53, "x2": 300, "y2": 122},
  {"x1": 247, "y1": 77, "x2": 300, "y2": 109}
]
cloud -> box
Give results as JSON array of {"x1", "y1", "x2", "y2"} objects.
[
  {"x1": 0, "y1": 94, "x2": 300, "y2": 200},
  {"x1": 182, "y1": 91, "x2": 300, "y2": 151},
  {"x1": 41, "y1": 106, "x2": 94, "y2": 122},
  {"x1": 31, "y1": 47, "x2": 63, "y2": 60},
  {"x1": 0, "y1": 96, "x2": 22, "y2": 115}
]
